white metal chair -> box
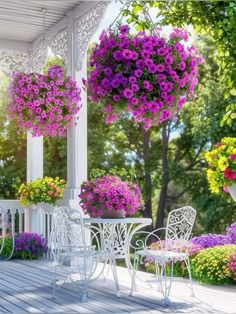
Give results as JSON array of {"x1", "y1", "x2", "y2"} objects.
[
  {"x1": 49, "y1": 206, "x2": 120, "y2": 301},
  {"x1": 130, "y1": 206, "x2": 197, "y2": 305}
]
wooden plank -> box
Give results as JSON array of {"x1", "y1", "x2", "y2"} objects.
[
  {"x1": 0, "y1": 260, "x2": 236, "y2": 314},
  {"x1": 0, "y1": 263, "x2": 119, "y2": 313}
]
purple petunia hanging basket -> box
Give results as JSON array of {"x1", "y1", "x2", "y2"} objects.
[{"x1": 88, "y1": 25, "x2": 202, "y2": 129}]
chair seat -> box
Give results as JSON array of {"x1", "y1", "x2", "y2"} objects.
[{"x1": 136, "y1": 249, "x2": 188, "y2": 262}]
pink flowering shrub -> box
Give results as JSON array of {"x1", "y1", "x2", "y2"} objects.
[
  {"x1": 227, "y1": 252, "x2": 236, "y2": 281},
  {"x1": 6, "y1": 65, "x2": 82, "y2": 137},
  {"x1": 88, "y1": 25, "x2": 202, "y2": 129},
  {"x1": 79, "y1": 175, "x2": 143, "y2": 217}
]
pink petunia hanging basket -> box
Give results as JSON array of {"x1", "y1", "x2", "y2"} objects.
[
  {"x1": 88, "y1": 25, "x2": 202, "y2": 129},
  {"x1": 6, "y1": 65, "x2": 82, "y2": 137}
]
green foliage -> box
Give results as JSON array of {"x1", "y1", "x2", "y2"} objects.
[
  {"x1": 0, "y1": 236, "x2": 13, "y2": 259},
  {"x1": 89, "y1": 167, "x2": 136, "y2": 181},
  {"x1": 0, "y1": 72, "x2": 26, "y2": 198},
  {"x1": 191, "y1": 245, "x2": 236, "y2": 285}
]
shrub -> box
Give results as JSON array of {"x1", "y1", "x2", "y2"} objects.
[
  {"x1": 0, "y1": 236, "x2": 13, "y2": 259},
  {"x1": 227, "y1": 252, "x2": 236, "y2": 281},
  {"x1": 14, "y1": 233, "x2": 48, "y2": 260},
  {"x1": 191, "y1": 244, "x2": 236, "y2": 285}
]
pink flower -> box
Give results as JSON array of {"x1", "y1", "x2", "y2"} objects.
[{"x1": 224, "y1": 167, "x2": 236, "y2": 179}]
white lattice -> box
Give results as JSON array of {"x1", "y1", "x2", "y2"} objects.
[
  {"x1": 0, "y1": 51, "x2": 30, "y2": 74},
  {"x1": 49, "y1": 28, "x2": 68, "y2": 65},
  {"x1": 30, "y1": 39, "x2": 48, "y2": 73},
  {"x1": 75, "y1": 1, "x2": 107, "y2": 70}
]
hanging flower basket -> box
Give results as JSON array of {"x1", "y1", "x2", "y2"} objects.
[
  {"x1": 205, "y1": 137, "x2": 236, "y2": 195},
  {"x1": 6, "y1": 65, "x2": 82, "y2": 137},
  {"x1": 88, "y1": 25, "x2": 202, "y2": 129}
]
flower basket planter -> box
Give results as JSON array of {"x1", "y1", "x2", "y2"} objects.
[
  {"x1": 101, "y1": 209, "x2": 125, "y2": 219},
  {"x1": 6, "y1": 65, "x2": 82, "y2": 137},
  {"x1": 205, "y1": 137, "x2": 236, "y2": 195},
  {"x1": 228, "y1": 184, "x2": 236, "y2": 201},
  {"x1": 79, "y1": 175, "x2": 143, "y2": 218},
  {"x1": 88, "y1": 25, "x2": 202, "y2": 129}
]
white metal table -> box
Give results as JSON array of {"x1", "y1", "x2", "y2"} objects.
[{"x1": 83, "y1": 217, "x2": 152, "y2": 272}]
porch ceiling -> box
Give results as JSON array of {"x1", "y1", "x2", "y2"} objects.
[{"x1": 0, "y1": 0, "x2": 83, "y2": 42}]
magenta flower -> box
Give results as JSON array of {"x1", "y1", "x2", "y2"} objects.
[
  {"x1": 87, "y1": 25, "x2": 201, "y2": 129},
  {"x1": 79, "y1": 175, "x2": 143, "y2": 218},
  {"x1": 6, "y1": 65, "x2": 82, "y2": 137},
  {"x1": 224, "y1": 167, "x2": 236, "y2": 179}
]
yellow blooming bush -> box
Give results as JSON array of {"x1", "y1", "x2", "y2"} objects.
[
  {"x1": 18, "y1": 176, "x2": 66, "y2": 205},
  {"x1": 191, "y1": 244, "x2": 236, "y2": 284},
  {"x1": 205, "y1": 137, "x2": 236, "y2": 194}
]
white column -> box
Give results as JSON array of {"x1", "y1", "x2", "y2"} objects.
[
  {"x1": 24, "y1": 131, "x2": 43, "y2": 232},
  {"x1": 62, "y1": 10, "x2": 87, "y2": 208}
]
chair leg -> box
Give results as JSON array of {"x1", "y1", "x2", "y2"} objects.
[
  {"x1": 109, "y1": 258, "x2": 121, "y2": 298},
  {"x1": 130, "y1": 254, "x2": 140, "y2": 296},
  {"x1": 159, "y1": 260, "x2": 174, "y2": 306},
  {"x1": 184, "y1": 256, "x2": 195, "y2": 297},
  {"x1": 81, "y1": 256, "x2": 88, "y2": 302}
]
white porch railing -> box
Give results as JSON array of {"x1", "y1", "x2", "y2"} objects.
[{"x1": 0, "y1": 200, "x2": 55, "y2": 259}]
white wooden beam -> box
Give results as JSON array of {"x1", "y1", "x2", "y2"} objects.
[{"x1": 0, "y1": 39, "x2": 30, "y2": 52}]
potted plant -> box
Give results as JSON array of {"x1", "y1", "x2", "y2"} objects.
[
  {"x1": 79, "y1": 173, "x2": 143, "y2": 218},
  {"x1": 6, "y1": 65, "x2": 82, "y2": 137},
  {"x1": 205, "y1": 137, "x2": 236, "y2": 200},
  {"x1": 87, "y1": 25, "x2": 202, "y2": 129},
  {"x1": 18, "y1": 176, "x2": 66, "y2": 207}
]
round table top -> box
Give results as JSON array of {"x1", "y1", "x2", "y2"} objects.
[{"x1": 82, "y1": 217, "x2": 152, "y2": 224}]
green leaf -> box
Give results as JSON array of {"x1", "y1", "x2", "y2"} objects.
[
  {"x1": 230, "y1": 112, "x2": 236, "y2": 119},
  {"x1": 230, "y1": 89, "x2": 236, "y2": 96},
  {"x1": 132, "y1": 5, "x2": 143, "y2": 15}
]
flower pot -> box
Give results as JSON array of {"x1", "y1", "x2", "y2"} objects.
[
  {"x1": 228, "y1": 184, "x2": 236, "y2": 201},
  {"x1": 101, "y1": 209, "x2": 125, "y2": 219}
]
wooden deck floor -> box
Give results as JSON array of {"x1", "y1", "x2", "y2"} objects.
[{"x1": 0, "y1": 259, "x2": 235, "y2": 313}]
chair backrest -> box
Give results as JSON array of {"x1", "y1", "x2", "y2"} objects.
[
  {"x1": 165, "y1": 206, "x2": 196, "y2": 246},
  {"x1": 50, "y1": 206, "x2": 86, "y2": 260}
]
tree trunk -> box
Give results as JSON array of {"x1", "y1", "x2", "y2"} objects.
[
  {"x1": 142, "y1": 129, "x2": 153, "y2": 229},
  {"x1": 155, "y1": 123, "x2": 170, "y2": 230}
]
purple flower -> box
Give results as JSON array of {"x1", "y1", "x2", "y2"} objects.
[
  {"x1": 129, "y1": 76, "x2": 137, "y2": 84},
  {"x1": 131, "y1": 84, "x2": 139, "y2": 92},
  {"x1": 123, "y1": 88, "x2": 134, "y2": 99},
  {"x1": 113, "y1": 95, "x2": 120, "y2": 102},
  {"x1": 134, "y1": 69, "x2": 143, "y2": 78},
  {"x1": 113, "y1": 50, "x2": 122, "y2": 61},
  {"x1": 191, "y1": 234, "x2": 231, "y2": 248},
  {"x1": 157, "y1": 64, "x2": 165, "y2": 72},
  {"x1": 119, "y1": 24, "x2": 130, "y2": 34},
  {"x1": 227, "y1": 223, "x2": 236, "y2": 244},
  {"x1": 122, "y1": 49, "x2": 132, "y2": 60},
  {"x1": 101, "y1": 78, "x2": 110, "y2": 88},
  {"x1": 111, "y1": 78, "x2": 120, "y2": 89}
]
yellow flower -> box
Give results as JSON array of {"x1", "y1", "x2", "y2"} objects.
[{"x1": 218, "y1": 156, "x2": 229, "y2": 171}]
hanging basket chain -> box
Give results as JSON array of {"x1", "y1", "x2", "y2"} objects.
[
  {"x1": 109, "y1": 1, "x2": 130, "y2": 30},
  {"x1": 108, "y1": 0, "x2": 160, "y2": 36}
]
